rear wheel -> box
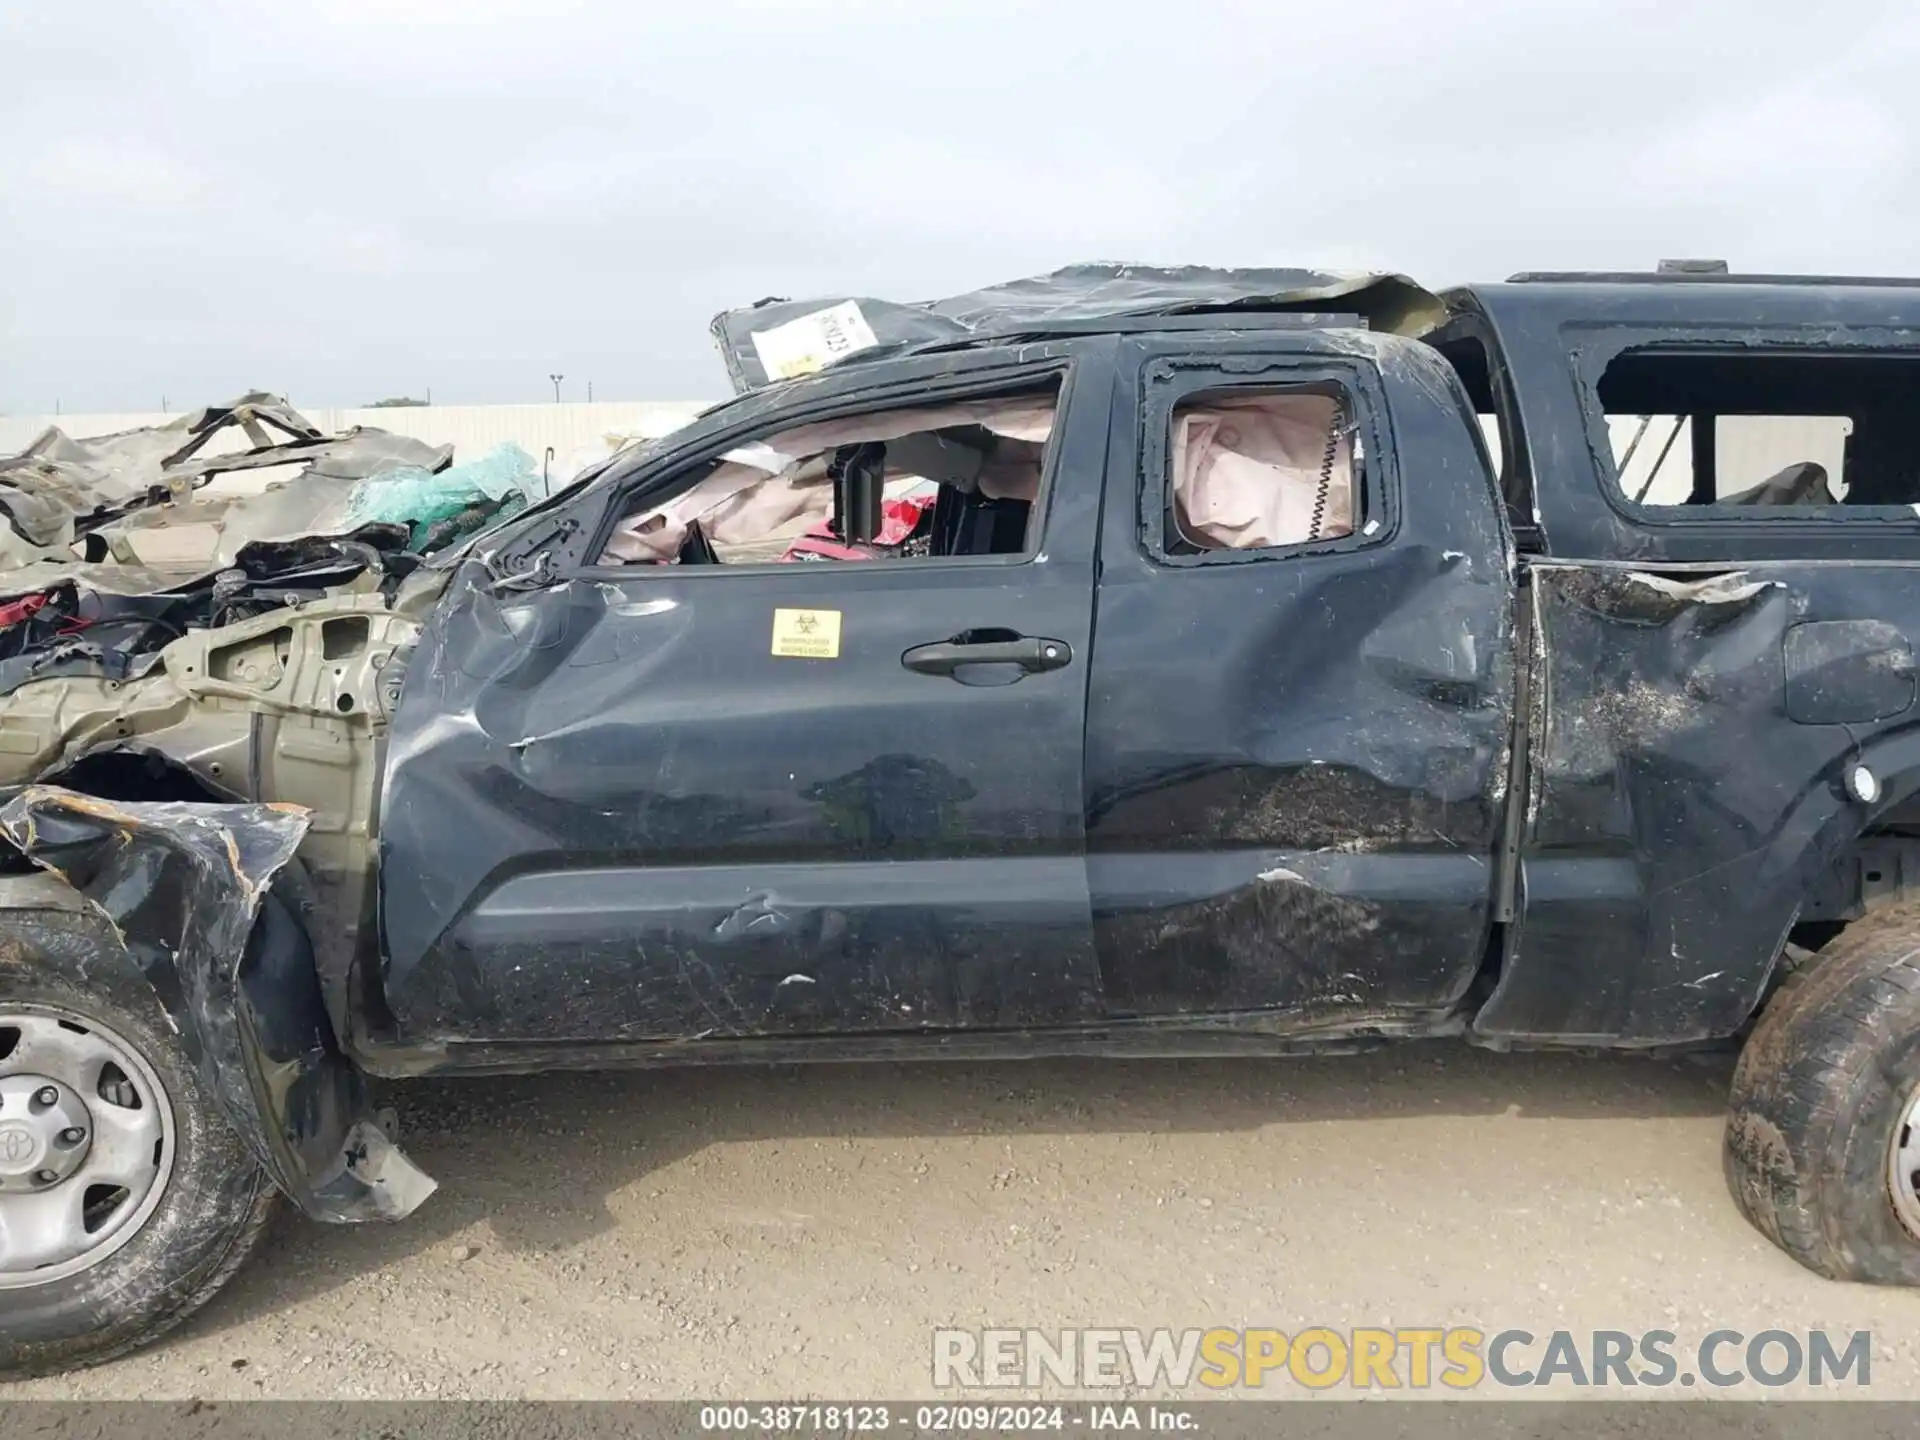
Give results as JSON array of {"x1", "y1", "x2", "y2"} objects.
[
  {"x1": 0, "y1": 909, "x2": 278, "y2": 1378},
  {"x1": 1725, "y1": 900, "x2": 1920, "y2": 1283}
]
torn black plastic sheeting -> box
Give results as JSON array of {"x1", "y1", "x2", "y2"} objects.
[{"x1": 0, "y1": 785, "x2": 435, "y2": 1222}]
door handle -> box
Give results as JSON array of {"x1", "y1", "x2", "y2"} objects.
[{"x1": 901, "y1": 634, "x2": 1072, "y2": 677}]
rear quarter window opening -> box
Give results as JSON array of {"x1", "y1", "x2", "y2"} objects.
[
  {"x1": 1160, "y1": 384, "x2": 1364, "y2": 558},
  {"x1": 595, "y1": 382, "x2": 1061, "y2": 567},
  {"x1": 1593, "y1": 348, "x2": 1920, "y2": 515}
]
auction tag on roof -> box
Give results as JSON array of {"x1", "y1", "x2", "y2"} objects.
[
  {"x1": 750, "y1": 302, "x2": 880, "y2": 381},
  {"x1": 771, "y1": 607, "x2": 842, "y2": 659}
]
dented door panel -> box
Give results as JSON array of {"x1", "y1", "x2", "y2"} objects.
[
  {"x1": 1085, "y1": 334, "x2": 1514, "y2": 1025},
  {"x1": 1479, "y1": 561, "x2": 1920, "y2": 1044},
  {"x1": 378, "y1": 361, "x2": 1112, "y2": 1044}
]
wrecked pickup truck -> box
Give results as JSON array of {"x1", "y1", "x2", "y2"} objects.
[{"x1": 8, "y1": 264, "x2": 1920, "y2": 1373}]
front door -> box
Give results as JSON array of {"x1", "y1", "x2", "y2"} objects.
[{"x1": 377, "y1": 355, "x2": 1109, "y2": 1044}]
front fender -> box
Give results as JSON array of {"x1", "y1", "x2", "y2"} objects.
[{"x1": 0, "y1": 786, "x2": 434, "y2": 1223}]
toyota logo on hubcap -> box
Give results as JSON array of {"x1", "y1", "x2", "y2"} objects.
[{"x1": 0, "y1": 1123, "x2": 39, "y2": 1170}]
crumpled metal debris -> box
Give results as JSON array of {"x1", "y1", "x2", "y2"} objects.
[
  {"x1": 0, "y1": 393, "x2": 531, "y2": 1187},
  {"x1": 0, "y1": 528, "x2": 410, "y2": 697},
  {"x1": 0, "y1": 393, "x2": 537, "y2": 696},
  {"x1": 0, "y1": 391, "x2": 452, "y2": 569},
  {"x1": 0, "y1": 786, "x2": 435, "y2": 1221}
]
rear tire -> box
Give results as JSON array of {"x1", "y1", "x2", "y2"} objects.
[
  {"x1": 1724, "y1": 900, "x2": 1920, "y2": 1283},
  {"x1": 0, "y1": 909, "x2": 279, "y2": 1378}
]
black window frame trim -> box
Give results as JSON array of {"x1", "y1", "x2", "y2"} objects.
[{"x1": 1137, "y1": 354, "x2": 1399, "y2": 569}]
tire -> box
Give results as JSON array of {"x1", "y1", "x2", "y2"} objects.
[
  {"x1": 0, "y1": 908, "x2": 279, "y2": 1378},
  {"x1": 1724, "y1": 899, "x2": 1920, "y2": 1283},
  {"x1": 1762, "y1": 941, "x2": 1822, "y2": 1009}
]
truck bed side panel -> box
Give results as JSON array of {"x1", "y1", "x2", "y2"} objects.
[{"x1": 1479, "y1": 560, "x2": 1920, "y2": 1043}]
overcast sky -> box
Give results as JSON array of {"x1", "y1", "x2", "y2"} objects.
[{"x1": 2, "y1": 0, "x2": 1916, "y2": 414}]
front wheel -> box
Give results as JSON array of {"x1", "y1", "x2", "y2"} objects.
[
  {"x1": 1725, "y1": 900, "x2": 1920, "y2": 1283},
  {"x1": 0, "y1": 910, "x2": 278, "y2": 1378}
]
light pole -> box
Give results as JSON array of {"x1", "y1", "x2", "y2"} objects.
[{"x1": 549, "y1": 373, "x2": 564, "y2": 403}]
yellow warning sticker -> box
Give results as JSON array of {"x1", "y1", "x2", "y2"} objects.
[{"x1": 770, "y1": 607, "x2": 842, "y2": 659}]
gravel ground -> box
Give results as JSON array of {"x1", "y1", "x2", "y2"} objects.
[{"x1": 7, "y1": 1042, "x2": 1920, "y2": 1401}]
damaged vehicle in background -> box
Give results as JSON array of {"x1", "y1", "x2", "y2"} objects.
[{"x1": 7, "y1": 264, "x2": 1920, "y2": 1373}]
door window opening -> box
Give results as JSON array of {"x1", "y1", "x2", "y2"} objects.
[
  {"x1": 1164, "y1": 386, "x2": 1359, "y2": 555},
  {"x1": 598, "y1": 385, "x2": 1059, "y2": 566}
]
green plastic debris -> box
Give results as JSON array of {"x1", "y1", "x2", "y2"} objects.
[{"x1": 345, "y1": 442, "x2": 542, "y2": 551}]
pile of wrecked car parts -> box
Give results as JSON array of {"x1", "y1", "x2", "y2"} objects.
[
  {"x1": 0, "y1": 396, "x2": 537, "y2": 1370},
  {"x1": 9, "y1": 262, "x2": 1920, "y2": 1378}
]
